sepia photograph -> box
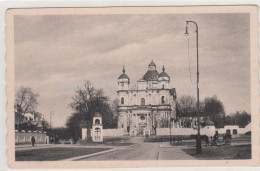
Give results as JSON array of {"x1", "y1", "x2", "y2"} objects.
[{"x1": 5, "y1": 6, "x2": 259, "y2": 168}]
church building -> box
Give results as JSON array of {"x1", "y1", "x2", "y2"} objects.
[{"x1": 117, "y1": 61, "x2": 177, "y2": 136}]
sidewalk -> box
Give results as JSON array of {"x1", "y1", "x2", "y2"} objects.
[{"x1": 158, "y1": 143, "x2": 195, "y2": 160}]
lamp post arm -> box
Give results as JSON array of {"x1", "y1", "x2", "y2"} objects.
[{"x1": 186, "y1": 21, "x2": 198, "y2": 32}]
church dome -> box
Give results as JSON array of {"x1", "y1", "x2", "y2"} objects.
[
  {"x1": 142, "y1": 70, "x2": 159, "y2": 81},
  {"x1": 158, "y1": 65, "x2": 170, "y2": 80},
  {"x1": 118, "y1": 73, "x2": 129, "y2": 80},
  {"x1": 118, "y1": 66, "x2": 129, "y2": 80},
  {"x1": 141, "y1": 61, "x2": 159, "y2": 81},
  {"x1": 158, "y1": 72, "x2": 170, "y2": 78}
]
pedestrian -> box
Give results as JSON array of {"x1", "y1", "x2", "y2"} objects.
[
  {"x1": 205, "y1": 136, "x2": 209, "y2": 146},
  {"x1": 31, "y1": 136, "x2": 35, "y2": 147}
]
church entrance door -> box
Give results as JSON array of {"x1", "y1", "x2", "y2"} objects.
[
  {"x1": 137, "y1": 114, "x2": 147, "y2": 136},
  {"x1": 138, "y1": 122, "x2": 147, "y2": 136},
  {"x1": 139, "y1": 125, "x2": 145, "y2": 136}
]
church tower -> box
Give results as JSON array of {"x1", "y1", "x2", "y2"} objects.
[
  {"x1": 148, "y1": 60, "x2": 156, "y2": 71},
  {"x1": 118, "y1": 66, "x2": 130, "y2": 90},
  {"x1": 158, "y1": 65, "x2": 170, "y2": 89},
  {"x1": 117, "y1": 66, "x2": 130, "y2": 133}
]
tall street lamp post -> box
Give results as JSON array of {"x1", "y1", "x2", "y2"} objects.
[
  {"x1": 50, "y1": 111, "x2": 54, "y2": 128},
  {"x1": 185, "y1": 20, "x2": 202, "y2": 154}
]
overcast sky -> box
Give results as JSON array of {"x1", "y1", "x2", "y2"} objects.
[{"x1": 14, "y1": 13, "x2": 250, "y2": 127}]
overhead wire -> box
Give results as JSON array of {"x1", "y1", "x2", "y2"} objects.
[{"x1": 187, "y1": 35, "x2": 194, "y2": 84}]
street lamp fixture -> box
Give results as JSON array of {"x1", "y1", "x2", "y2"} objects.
[
  {"x1": 185, "y1": 20, "x2": 202, "y2": 154},
  {"x1": 185, "y1": 25, "x2": 189, "y2": 36}
]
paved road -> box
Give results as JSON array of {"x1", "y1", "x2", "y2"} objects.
[{"x1": 79, "y1": 137, "x2": 195, "y2": 160}]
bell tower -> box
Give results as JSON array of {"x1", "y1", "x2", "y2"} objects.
[{"x1": 118, "y1": 66, "x2": 130, "y2": 90}]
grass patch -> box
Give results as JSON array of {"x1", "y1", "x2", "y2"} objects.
[
  {"x1": 103, "y1": 136, "x2": 128, "y2": 142},
  {"x1": 78, "y1": 136, "x2": 132, "y2": 146},
  {"x1": 16, "y1": 147, "x2": 111, "y2": 161},
  {"x1": 182, "y1": 144, "x2": 251, "y2": 160}
]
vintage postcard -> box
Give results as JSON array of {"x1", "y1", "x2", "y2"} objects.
[{"x1": 5, "y1": 6, "x2": 259, "y2": 168}]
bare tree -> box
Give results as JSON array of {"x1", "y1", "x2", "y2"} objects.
[
  {"x1": 15, "y1": 87, "x2": 39, "y2": 129},
  {"x1": 70, "y1": 81, "x2": 110, "y2": 141}
]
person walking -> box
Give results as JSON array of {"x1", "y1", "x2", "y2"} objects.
[{"x1": 31, "y1": 136, "x2": 35, "y2": 147}]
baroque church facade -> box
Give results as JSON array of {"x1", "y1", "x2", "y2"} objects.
[{"x1": 117, "y1": 61, "x2": 177, "y2": 136}]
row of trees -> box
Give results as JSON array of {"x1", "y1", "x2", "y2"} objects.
[
  {"x1": 225, "y1": 111, "x2": 251, "y2": 128},
  {"x1": 176, "y1": 95, "x2": 250, "y2": 128}
]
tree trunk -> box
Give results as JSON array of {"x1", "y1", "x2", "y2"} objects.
[
  {"x1": 73, "y1": 126, "x2": 78, "y2": 143},
  {"x1": 86, "y1": 120, "x2": 92, "y2": 142}
]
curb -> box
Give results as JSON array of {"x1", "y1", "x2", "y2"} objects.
[{"x1": 60, "y1": 148, "x2": 118, "y2": 161}]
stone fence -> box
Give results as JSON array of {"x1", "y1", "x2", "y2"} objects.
[
  {"x1": 103, "y1": 128, "x2": 124, "y2": 137},
  {"x1": 82, "y1": 128, "x2": 124, "y2": 139},
  {"x1": 15, "y1": 132, "x2": 49, "y2": 144},
  {"x1": 157, "y1": 126, "x2": 216, "y2": 137},
  {"x1": 157, "y1": 124, "x2": 251, "y2": 137}
]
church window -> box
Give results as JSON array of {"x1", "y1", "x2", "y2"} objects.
[
  {"x1": 161, "y1": 96, "x2": 165, "y2": 104},
  {"x1": 141, "y1": 98, "x2": 145, "y2": 106},
  {"x1": 121, "y1": 97, "x2": 124, "y2": 104}
]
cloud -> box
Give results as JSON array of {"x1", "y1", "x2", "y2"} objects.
[{"x1": 14, "y1": 13, "x2": 250, "y2": 127}]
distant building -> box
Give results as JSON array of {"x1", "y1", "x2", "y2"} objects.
[
  {"x1": 117, "y1": 61, "x2": 177, "y2": 136},
  {"x1": 24, "y1": 112, "x2": 44, "y2": 127}
]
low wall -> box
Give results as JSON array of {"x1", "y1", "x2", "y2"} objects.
[
  {"x1": 15, "y1": 132, "x2": 49, "y2": 144},
  {"x1": 157, "y1": 125, "x2": 251, "y2": 137},
  {"x1": 217, "y1": 124, "x2": 251, "y2": 135},
  {"x1": 103, "y1": 128, "x2": 124, "y2": 137},
  {"x1": 157, "y1": 126, "x2": 216, "y2": 137},
  {"x1": 82, "y1": 128, "x2": 124, "y2": 139}
]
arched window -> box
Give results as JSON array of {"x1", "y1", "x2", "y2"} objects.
[
  {"x1": 141, "y1": 98, "x2": 145, "y2": 106},
  {"x1": 161, "y1": 96, "x2": 165, "y2": 104},
  {"x1": 121, "y1": 97, "x2": 124, "y2": 105},
  {"x1": 95, "y1": 119, "x2": 100, "y2": 124},
  {"x1": 226, "y1": 129, "x2": 231, "y2": 134}
]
